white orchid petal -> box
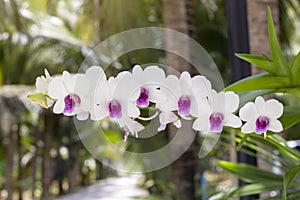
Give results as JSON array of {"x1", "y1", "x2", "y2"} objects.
[
  {"x1": 144, "y1": 65, "x2": 166, "y2": 82},
  {"x1": 48, "y1": 77, "x2": 67, "y2": 99},
  {"x1": 74, "y1": 74, "x2": 90, "y2": 96},
  {"x1": 241, "y1": 121, "x2": 256, "y2": 133},
  {"x1": 223, "y1": 113, "x2": 242, "y2": 128},
  {"x1": 36, "y1": 77, "x2": 48, "y2": 93},
  {"x1": 91, "y1": 105, "x2": 109, "y2": 121},
  {"x1": 225, "y1": 91, "x2": 239, "y2": 113},
  {"x1": 148, "y1": 89, "x2": 167, "y2": 104},
  {"x1": 132, "y1": 65, "x2": 144, "y2": 79},
  {"x1": 173, "y1": 120, "x2": 181, "y2": 128},
  {"x1": 159, "y1": 111, "x2": 178, "y2": 124},
  {"x1": 62, "y1": 71, "x2": 73, "y2": 92},
  {"x1": 127, "y1": 103, "x2": 140, "y2": 117},
  {"x1": 192, "y1": 116, "x2": 209, "y2": 131},
  {"x1": 191, "y1": 75, "x2": 212, "y2": 98},
  {"x1": 53, "y1": 99, "x2": 64, "y2": 114},
  {"x1": 44, "y1": 69, "x2": 51, "y2": 79},
  {"x1": 268, "y1": 119, "x2": 283, "y2": 133},
  {"x1": 77, "y1": 112, "x2": 89, "y2": 121},
  {"x1": 255, "y1": 96, "x2": 266, "y2": 115},
  {"x1": 239, "y1": 102, "x2": 258, "y2": 122},
  {"x1": 265, "y1": 99, "x2": 283, "y2": 119}
]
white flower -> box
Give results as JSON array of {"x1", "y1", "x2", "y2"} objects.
[
  {"x1": 90, "y1": 72, "x2": 144, "y2": 139},
  {"x1": 131, "y1": 65, "x2": 166, "y2": 107},
  {"x1": 156, "y1": 72, "x2": 212, "y2": 131},
  {"x1": 192, "y1": 90, "x2": 242, "y2": 132},
  {"x1": 48, "y1": 71, "x2": 91, "y2": 120},
  {"x1": 239, "y1": 96, "x2": 283, "y2": 136},
  {"x1": 35, "y1": 69, "x2": 54, "y2": 107}
]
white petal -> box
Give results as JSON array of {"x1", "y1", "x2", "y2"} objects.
[
  {"x1": 127, "y1": 102, "x2": 140, "y2": 117},
  {"x1": 159, "y1": 111, "x2": 178, "y2": 124},
  {"x1": 191, "y1": 75, "x2": 212, "y2": 98},
  {"x1": 190, "y1": 97, "x2": 210, "y2": 117},
  {"x1": 48, "y1": 77, "x2": 67, "y2": 99},
  {"x1": 79, "y1": 97, "x2": 91, "y2": 111},
  {"x1": 144, "y1": 65, "x2": 166, "y2": 83},
  {"x1": 62, "y1": 71, "x2": 73, "y2": 92},
  {"x1": 132, "y1": 65, "x2": 144, "y2": 79},
  {"x1": 180, "y1": 71, "x2": 192, "y2": 85},
  {"x1": 239, "y1": 102, "x2": 258, "y2": 122},
  {"x1": 241, "y1": 121, "x2": 256, "y2": 133},
  {"x1": 148, "y1": 89, "x2": 167, "y2": 104},
  {"x1": 90, "y1": 105, "x2": 109, "y2": 121},
  {"x1": 53, "y1": 99, "x2": 64, "y2": 114},
  {"x1": 74, "y1": 74, "x2": 90, "y2": 96},
  {"x1": 44, "y1": 69, "x2": 51, "y2": 79},
  {"x1": 163, "y1": 75, "x2": 180, "y2": 98},
  {"x1": 94, "y1": 81, "x2": 111, "y2": 103},
  {"x1": 173, "y1": 120, "x2": 181, "y2": 128},
  {"x1": 265, "y1": 99, "x2": 283, "y2": 119},
  {"x1": 268, "y1": 119, "x2": 283, "y2": 133},
  {"x1": 225, "y1": 91, "x2": 239, "y2": 113},
  {"x1": 255, "y1": 96, "x2": 266, "y2": 115},
  {"x1": 85, "y1": 66, "x2": 106, "y2": 82},
  {"x1": 77, "y1": 112, "x2": 89, "y2": 120},
  {"x1": 212, "y1": 91, "x2": 226, "y2": 114},
  {"x1": 223, "y1": 113, "x2": 242, "y2": 128},
  {"x1": 192, "y1": 116, "x2": 209, "y2": 131}
]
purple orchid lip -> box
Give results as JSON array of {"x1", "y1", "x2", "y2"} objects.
[
  {"x1": 64, "y1": 94, "x2": 81, "y2": 114},
  {"x1": 108, "y1": 99, "x2": 122, "y2": 118},
  {"x1": 136, "y1": 87, "x2": 149, "y2": 107},
  {"x1": 209, "y1": 112, "x2": 224, "y2": 132},
  {"x1": 255, "y1": 116, "x2": 269, "y2": 133},
  {"x1": 178, "y1": 95, "x2": 191, "y2": 116}
]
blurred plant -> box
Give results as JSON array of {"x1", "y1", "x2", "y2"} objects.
[{"x1": 210, "y1": 8, "x2": 300, "y2": 200}]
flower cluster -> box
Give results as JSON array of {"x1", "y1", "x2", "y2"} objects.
[{"x1": 32, "y1": 66, "x2": 284, "y2": 141}]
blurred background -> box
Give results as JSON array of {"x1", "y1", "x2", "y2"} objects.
[{"x1": 1, "y1": 0, "x2": 300, "y2": 199}]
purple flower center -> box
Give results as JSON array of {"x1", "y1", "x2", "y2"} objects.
[
  {"x1": 209, "y1": 112, "x2": 224, "y2": 132},
  {"x1": 108, "y1": 99, "x2": 122, "y2": 118},
  {"x1": 255, "y1": 116, "x2": 269, "y2": 133},
  {"x1": 178, "y1": 95, "x2": 191, "y2": 116},
  {"x1": 136, "y1": 87, "x2": 149, "y2": 107},
  {"x1": 64, "y1": 94, "x2": 81, "y2": 114}
]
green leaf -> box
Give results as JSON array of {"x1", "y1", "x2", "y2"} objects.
[
  {"x1": 237, "y1": 89, "x2": 275, "y2": 108},
  {"x1": 290, "y1": 52, "x2": 300, "y2": 85},
  {"x1": 209, "y1": 182, "x2": 283, "y2": 200},
  {"x1": 27, "y1": 92, "x2": 48, "y2": 108},
  {"x1": 235, "y1": 54, "x2": 276, "y2": 74},
  {"x1": 216, "y1": 160, "x2": 282, "y2": 183},
  {"x1": 276, "y1": 88, "x2": 300, "y2": 98},
  {"x1": 283, "y1": 165, "x2": 300, "y2": 200},
  {"x1": 268, "y1": 7, "x2": 289, "y2": 75},
  {"x1": 249, "y1": 134, "x2": 300, "y2": 163},
  {"x1": 280, "y1": 106, "x2": 300, "y2": 129},
  {"x1": 225, "y1": 73, "x2": 290, "y2": 92}
]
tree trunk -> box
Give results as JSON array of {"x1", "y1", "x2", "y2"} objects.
[
  {"x1": 246, "y1": 0, "x2": 279, "y2": 198},
  {"x1": 42, "y1": 112, "x2": 55, "y2": 198},
  {"x1": 163, "y1": 0, "x2": 198, "y2": 199},
  {"x1": 6, "y1": 127, "x2": 14, "y2": 200},
  {"x1": 247, "y1": 0, "x2": 279, "y2": 74},
  {"x1": 31, "y1": 124, "x2": 39, "y2": 199},
  {"x1": 17, "y1": 123, "x2": 23, "y2": 200}
]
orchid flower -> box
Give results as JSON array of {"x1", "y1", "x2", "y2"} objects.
[
  {"x1": 90, "y1": 71, "x2": 144, "y2": 140},
  {"x1": 239, "y1": 96, "x2": 283, "y2": 137},
  {"x1": 35, "y1": 69, "x2": 54, "y2": 107},
  {"x1": 48, "y1": 71, "x2": 91, "y2": 120},
  {"x1": 156, "y1": 72, "x2": 208, "y2": 131},
  {"x1": 192, "y1": 90, "x2": 242, "y2": 132},
  {"x1": 131, "y1": 65, "x2": 166, "y2": 107}
]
